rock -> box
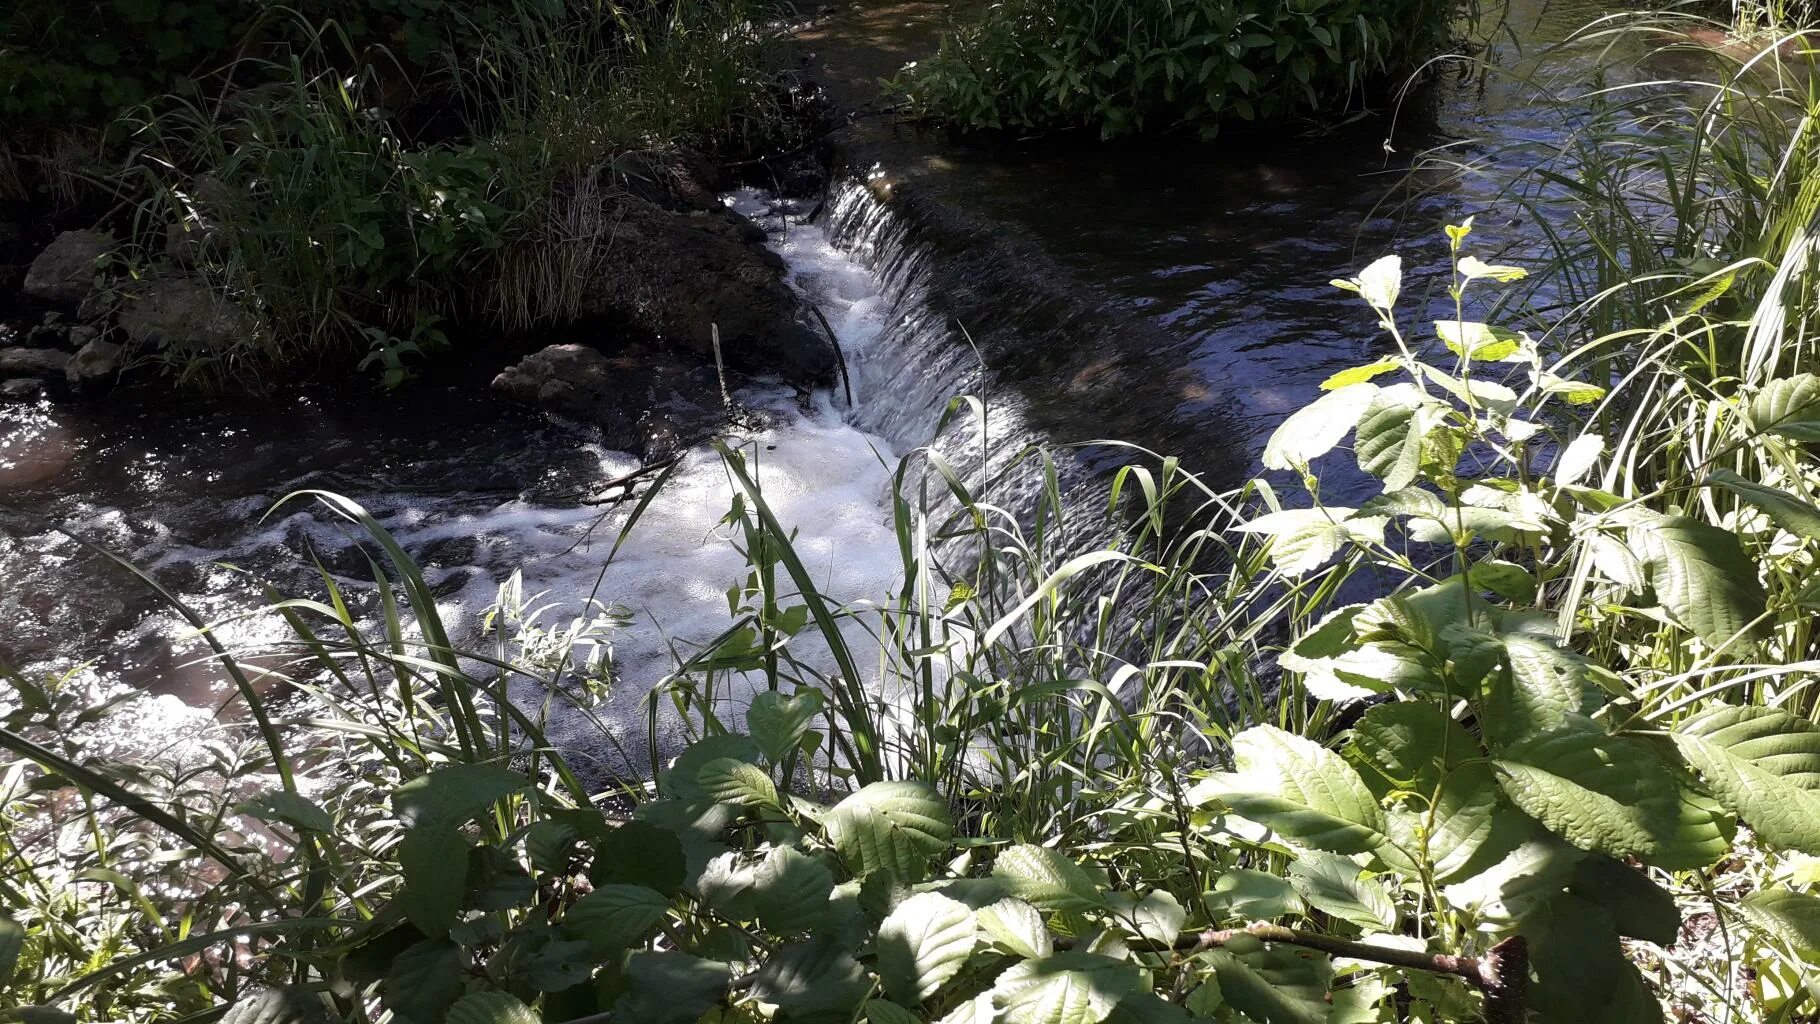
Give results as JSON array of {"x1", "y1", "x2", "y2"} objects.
[
  {"x1": 0, "y1": 347, "x2": 70, "y2": 377},
  {"x1": 66, "y1": 324, "x2": 99, "y2": 351},
  {"x1": 610, "y1": 148, "x2": 725, "y2": 212},
  {"x1": 491, "y1": 342, "x2": 734, "y2": 461},
  {"x1": 585, "y1": 196, "x2": 835, "y2": 383},
  {"x1": 117, "y1": 277, "x2": 253, "y2": 356},
  {"x1": 1, "y1": 378, "x2": 44, "y2": 401},
  {"x1": 66, "y1": 338, "x2": 124, "y2": 386},
  {"x1": 23, "y1": 230, "x2": 114, "y2": 306}
]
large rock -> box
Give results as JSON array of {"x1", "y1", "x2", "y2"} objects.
[
  {"x1": 116, "y1": 277, "x2": 253, "y2": 355},
  {"x1": 0, "y1": 347, "x2": 70, "y2": 377},
  {"x1": 23, "y1": 230, "x2": 114, "y2": 306},
  {"x1": 491, "y1": 342, "x2": 735, "y2": 461},
  {"x1": 66, "y1": 338, "x2": 124, "y2": 386},
  {"x1": 587, "y1": 196, "x2": 835, "y2": 383}
]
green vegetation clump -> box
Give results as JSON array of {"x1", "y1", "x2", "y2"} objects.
[{"x1": 897, "y1": 0, "x2": 1447, "y2": 138}]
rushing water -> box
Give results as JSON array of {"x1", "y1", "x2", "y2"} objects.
[{"x1": 0, "y1": 0, "x2": 1682, "y2": 754}]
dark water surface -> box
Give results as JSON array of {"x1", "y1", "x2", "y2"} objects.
[{"x1": 1, "y1": 0, "x2": 1671, "y2": 723}]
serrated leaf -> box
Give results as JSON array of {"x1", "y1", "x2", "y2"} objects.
[
  {"x1": 991, "y1": 953, "x2": 1144, "y2": 1024},
  {"x1": 1105, "y1": 890, "x2": 1187, "y2": 946},
  {"x1": 1233, "y1": 507, "x2": 1382, "y2": 577},
  {"x1": 993, "y1": 845, "x2": 1104, "y2": 912},
  {"x1": 826, "y1": 781, "x2": 952, "y2": 880},
  {"x1": 663, "y1": 735, "x2": 762, "y2": 801},
  {"x1": 592, "y1": 820, "x2": 687, "y2": 897},
  {"x1": 747, "y1": 845, "x2": 834, "y2": 934},
  {"x1": 1434, "y1": 320, "x2": 1520, "y2": 361},
  {"x1": 747, "y1": 689, "x2": 824, "y2": 764},
  {"x1": 393, "y1": 764, "x2": 528, "y2": 828},
  {"x1": 1196, "y1": 725, "x2": 1385, "y2": 854},
  {"x1": 1204, "y1": 869, "x2": 1305, "y2": 922},
  {"x1": 525, "y1": 820, "x2": 578, "y2": 875},
  {"x1": 1441, "y1": 827, "x2": 1584, "y2": 924},
  {"x1": 979, "y1": 897, "x2": 1051, "y2": 958},
  {"x1": 1481, "y1": 633, "x2": 1606, "y2": 746},
  {"x1": 1348, "y1": 703, "x2": 1476, "y2": 790},
  {"x1": 1737, "y1": 888, "x2": 1820, "y2": 955},
  {"x1": 1207, "y1": 938, "x2": 1333, "y2": 1024},
  {"x1": 1525, "y1": 892, "x2": 1662, "y2": 1024},
  {"x1": 1705, "y1": 469, "x2": 1820, "y2": 539},
  {"x1": 1288, "y1": 853, "x2": 1397, "y2": 932},
  {"x1": 867, "y1": 999, "x2": 923, "y2": 1024},
  {"x1": 565, "y1": 884, "x2": 668, "y2": 953},
  {"x1": 396, "y1": 825, "x2": 468, "y2": 938},
  {"x1": 615, "y1": 952, "x2": 729, "y2": 1024},
  {"x1": 1672, "y1": 705, "x2": 1820, "y2": 854},
  {"x1": 1748, "y1": 373, "x2": 1820, "y2": 441},
  {"x1": 696, "y1": 758, "x2": 779, "y2": 809},
  {"x1": 748, "y1": 935, "x2": 873, "y2": 1016},
  {"x1": 1628, "y1": 516, "x2": 1768, "y2": 646},
  {"x1": 1534, "y1": 370, "x2": 1607, "y2": 405},
  {"x1": 1457, "y1": 256, "x2": 1528, "y2": 282},
  {"x1": 1571, "y1": 856, "x2": 1680, "y2": 945},
  {"x1": 1354, "y1": 255, "x2": 1402, "y2": 311},
  {"x1": 878, "y1": 892, "x2": 976, "y2": 1004},
  {"x1": 1355, "y1": 386, "x2": 1432, "y2": 492},
  {"x1": 1555, "y1": 433, "x2": 1605, "y2": 485},
  {"x1": 383, "y1": 939, "x2": 466, "y2": 1024},
  {"x1": 1261, "y1": 384, "x2": 1378, "y2": 470},
  {"x1": 220, "y1": 989, "x2": 333, "y2": 1024},
  {"x1": 446, "y1": 992, "x2": 539, "y2": 1024},
  {"x1": 237, "y1": 790, "x2": 334, "y2": 834},
  {"x1": 1321, "y1": 356, "x2": 1402, "y2": 391}
]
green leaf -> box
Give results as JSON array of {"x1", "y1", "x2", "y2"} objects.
[
  {"x1": 1457, "y1": 256, "x2": 1528, "y2": 283},
  {"x1": 525, "y1": 820, "x2": 579, "y2": 875},
  {"x1": 748, "y1": 935, "x2": 873, "y2": 1017},
  {"x1": 866, "y1": 999, "x2": 924, "y2": 1024},
  {"x1": 991, "y1": 953, "x2": 1144, "y2": 1024},
  {"x1": 383, "y1": 939, "x2": 466, "y2": 1024},
  {"x1": 1705, "y1": 469, "x2": 1820, "y2": 539},
  {"x1": 1628, "y1": 516, "x2": 1768, "y2": 646},
  {"x1": 237, "y1": 790, "x2": 334, "y2": 834},
  {"x1": 1321, "y1": 356, "x2": 1402, "y2": 391},
  {"x1": 1433, "y1": 320, "x2": 1520, "y2": 361},
  {"x1": 446, "y1": 991, "x2": 540, "y2": 1024},
  {"x1": 993, "y1": 844, "x2": 1105, "y2": 912},
  {"x1": 614, "y1": 952, "x2": 729, "y2": 1024},
  {"x1": 1206, "y1": 936, "x2": 1333, "y2": 1024},
  {"x1": 825, "y1": 781, "x2": 952, "y2": 879},
  {"x1": 220, "y1": 989, "x2": 334, "y2": 1024},
  {"x1": 1480, "y1": 633, "x2": 1606, "y2": 746},
  {"x1": 1441, "y1": 827, "x2": 1585, "y2": 924},
  {"x1": 591, "y1": 821, "x2": 687, "y2": 896},
  {"x1": 1524, "y1": 892, "x2": 1663, "y2": 1024},
  {"x1": 1355, "y1": 385, "x2": 1432, "y2": 492},
  {"x1": 1287, "y1": 853, "x2": 1396, "y2": 932},
  {"x1": 696, "y1": 758, "x2": 779, "y2": 809},
  {"x1": 1347, "y1": 703, "x2": 1476, "y2": 790},
  {"x1": 1261, "y1": 383, "x2": 1378, "y2": 470},
  {"x1": 1105, "y1": 890, "x2": 1187, "y2": 946},
  {"x1": 1570, "y1": 856, "x2": 1679, "y2": 945},
  {"x1": 0, "y1": 914, "x2": 22, "y2": 989},
  {"x1": 1204, "y1": 870, "x2": 1305, "y2": 922},
  {"x1": 748, "y1": 689, "x2": 825, "y2": 764},
  {"x1": 1671, "y1": 705, "x2": 1820, "y2": 854},
  {"x1": 978, "y1": 897, "x2": 1052, "y2": 958},
  {"x1": 878, "y1": 892, "x2": 976, "y2": 1004},
  {"x1": 1748, "y1": 373, "x2": 1820, "y2": 441},
  {"x1": 396, "y1": 825, "x2": 468, "y2": 938},
  {"x1": 663, "y1": 734, "x2": 762, "y2": 801},
  {"x1": 1534, "y1": 371, "x2": 1607, "y2": 406},
  {"x1": 1234, "y1": 507, "x2": 1384, "y2": 577},
  {"x1": 746, "y1": 845, "x2": 835, "y2": 934},
  {"x1": 1736, "y1": 888, "x2": 1820, "y2": 955},
  {"x1": 1194, "y1": 725, "x2": 1386, "y2": 854},
  {"x1": 392, "y1": 764, "x2": 528, "y2": 828},
  {"x1": 564, "y1": 884, "x2": 669, "y2": 954},
  {"x1": 1352, "y1": 254, "x2": 1402, "y2": 312}
]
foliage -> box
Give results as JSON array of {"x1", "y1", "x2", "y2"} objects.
[{"x1": 895, "y1": 0, "x2": 1448, "y2": 139}]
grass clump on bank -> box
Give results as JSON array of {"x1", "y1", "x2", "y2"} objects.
[{"x1": 895, "y1": 0, "x2": 1450, "y2": 139}]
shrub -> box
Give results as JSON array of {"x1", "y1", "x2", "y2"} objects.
[{"x1": 896, "y1": 0, "x2": 1449, "y2": 139}]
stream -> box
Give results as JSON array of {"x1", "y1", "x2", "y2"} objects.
[{"x1": 0, "y1": 0, "x2": 1678, "y2": 763}]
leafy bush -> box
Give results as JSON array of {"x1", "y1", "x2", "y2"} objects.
[{"x1": 897, "y1": 0, "x2": 1448, "y2": 138}]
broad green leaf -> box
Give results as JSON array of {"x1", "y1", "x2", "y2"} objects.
[
  {"x1": 878, "y1": 892, "x2": 976, "y2": 1004},
  {"x1": 1525, "y1": 892, "x2": 1663, "y2": 1024},
  {"x1": 663, "y1": 735, "x2": 762, "y2": 801},
  {"x1": 1195, "y1": 725, "x2": 1386, "y2": 854},
  {"x1": 1347, "y1": 703, "x2": 1476, "y2": 790},
  {"x1": 1705, "y1": 469, "x2": 1820, "y2": 539},
  {"x1": 1261, "y1": 383, "x2": 1378, "y2": 470},
  {"x1": 1481, "y1": 633, "x2": 1606, "y2": 746},
  {"x1": 1533, "y1": 370, "x2": 1606, "y2": 405},
  {"x1": 1355, "y1": 385, "x2": 1432, "y2": 492},
  {"x1": 237, "y1": 790, "x2": 334, "y2": 834},
  {"x1": 1571, "y1": 856, "x2": 1679, "y2": 945},
  {"x1": 1233, "y1": 507, "x2": 1383, "y2": 577},
  {"x1": 1555, "y1": 433, "x2": 1605, "y2": 485},
  {"x1": 564, "y1": 884, "x2": 669, "y2": 953},
  {"x1": 1354, "y1": 255, "x2": 1402, "y2": 311},
  {"x1": 395, "y1": 825, "x2": 468, "y2": 937},
  {"x1": 1457, "y1": 255, "x2": 1528, "y2": 282},
  {"x1": 1441, "y1": 828, "x2": 1584, "y2": 924},
  {"x1": 1736, "y1": 888, "x2": 1820, "y2": 955},
  {"x1": 615, "y1": 952, "x2": 729, "y2": 1024},
  {"x1": 991, "y1": 953, "x2": 1144, "y2": 1024},
  {"x1": 1104, "y1": 992, "x2": 1191, "y2": 1024},
  {"x1": 392, "y1": 764, "x2": 528, "y2": 828},
  {"x1": 936, "y1": 994, "x2": 996, "y2": 1024},
  {"x1": 1287, "y1": 853, "x2": 1397, "y2": 932},
  {"x1": 525, "y1": 820, "x2": 578, "y2": 875},
  {"x1": 696, "y1": 757, "x2": 779, "y2": 809},
  {"x1": 825, "y1": 781, "x2": 952, "y2": 879},
  {"x1": 1204, "y1": 869, "x2": 1305, "y2": 922},
  {"x1": 1628, "y1": 516, "x2": 1768, "y2": 646},
  {"x1": 446, "y1": 992, "x2": 539, "y2": 1024},
  {"x1": 979, "y1": 897, "x2": 1052, "y2": 958},
  {"x1": 0, "y1": 914, "x2": 21, "y2": 989},
  {"x1": 220, "y1": 989, "x2": 333, "y2": 1024},
  {"x1": 1747, "y1": 373, "x2": 1820, "y2": 441},
  {"x1": 1206, "y1": 936, "x2": 1333, "y2": 1024},
  {"x1": 1321, "y1": 356, "x2": 1402, "y2": 391},
  {"x1": 1386, "y1": 764, "x2": 1505, "y2": 883},
  {"x1": 1433, "y1": 320, "x2": 1520, "y2": 361},
  {"x1": 1672, "y1": 705, "x2": 1820, "y2": 854},
  {"x1": 746, "y1": 845, "x2": 834, "y2": 934},
  {"x1": 592, "y1": 820, "x2": 687, "y2": 896},
  {"x1": 747, "y1": 935, "x2": 873, "y2": 1017},
  {"x1": 383, "y1": 939, "x2": 466, "y2": 1024},
  {"x1": 867, "y1": 999, "x2": 924, "y2": 1024},
  {"x1": 486, "y1": 929, "x2": 590, "y2": 993},
  {"x1": 747, "y1": 688, "x2": 824, "y2": 764},
  {"x1": 993, "y1": 845, "x2": 1105, "y2": 912},
  {"x1": 1105, "y1": 890, "x2": 1187, "y2": 945}
]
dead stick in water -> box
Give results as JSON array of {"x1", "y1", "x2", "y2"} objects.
[
  {"x1": 805, "y1": 299, "x2": 854, "y2": 406},
  {"x1": 579, "y1": 456, "x2": 681, "y2": 506}
]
